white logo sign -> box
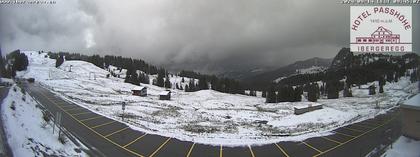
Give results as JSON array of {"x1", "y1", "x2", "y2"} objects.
[{"x1": 350, "y1": 6, "x2": 412, "y2": 53}]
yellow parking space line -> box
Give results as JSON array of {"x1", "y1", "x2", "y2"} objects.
[
  {"x1": 39, "y1": 91, "x2": 145, "y2": 157},
  {"x1": 363, "y1": 120, "x2": 383, "y2": 127},
  {"x1": 301, "y1": 141, "x2": 322, "y2": 153},
  {"x1": 352, "y1": 123, "x2": 374, "y2": 129},
  {"x1": 248, "y1": 145, "x2": 255, "y2": 157},
  {"x1": 332, "y1": 131, "x2": 356, "y2": 138},
  {"x1": 274, "y1": 143, "x2": 290, "y2": 157},
  {"x1": 80, "y1": 116, "x2": 103, "y2": 122},
  {"x1": 186, "y1": 143, "x2": 195, "y2": 157},
  {"x1": 342, "y1": 126, "x2": 364, "y2": 133},
  {"x1": 149, "y1": 137, "x2": 171, "y2": 157},
  {"x1": 367, "y1": 119, "x2": 383, "y2": 124},
  {"x1": 64, "y1": 107, "x2": 85, "y2": 112},
  {"x1": 104, "y1": 127, "x2": 129, "y2": 138},
  {"x1": 361, "y1": 121, "x2": 379, "y2": 127},
  {"x1": 313, "y1": 115, "x2": 398, "y2": 157},
  {"x1": 71, "y1": 111, "x2": 92, "y2": 116},
  {"x1": 123, "y1": 133, "x2": 148, "y2": 148},
  {"x1": 220, "y1": 145, "x2": 223, "y2": 157},
  {"x1": 91, "y1": 121, "x2": 116, "y2": 129},
  {"x1": 321, "y1": 137, "x2": 342, "y2": 145}
]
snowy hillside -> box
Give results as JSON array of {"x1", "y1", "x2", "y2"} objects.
[
  {"x1": 274, "y1": 66, "x2": 326, "y2": 83},
  {"x1": 295, "y1": 66, "x2": 326, "y2": 74},
  {"x1": 16, "y1": 51, "x2": 418, "y2": 146},
  {"x1": 108, "y1": 65, "x2": 197, "y2": 90},
  {"x1": 1, "y1": 85, "x2": 86, "y2": 157}
]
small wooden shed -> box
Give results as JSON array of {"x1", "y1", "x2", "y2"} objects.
[
  {"x1": 132, "y1": 86, "x2": 147, "y2": 96},
  {"x1": 294, "y1": 103, "x2": 323, "y2": 115},
  {"x1": 159, "y1": 90, "x2": 171, "y2": 100}
]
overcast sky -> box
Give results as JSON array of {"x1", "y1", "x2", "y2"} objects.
[{"x1": 0, "y1": 0, "x2": 419, "y2": 74}]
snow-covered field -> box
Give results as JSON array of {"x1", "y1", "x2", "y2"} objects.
[
  {"x1": 1, "y1": 84, "x2": 87, "y2": 156},
  {"x1": 17, "y1": 51, "x2": 418, "y2": 146}
]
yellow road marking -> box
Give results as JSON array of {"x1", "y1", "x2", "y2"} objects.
[
  {"x1": 64, "y1": 107, "x2": 85, "y2": 112},
  {"x1": 220, "y1": 145, "x2": 223, "y2": 157},
  {"x1": 80, "y1": 116, "x2": 103, "y2": 122},
  {"x1": 342, "y1": 126, "x2": 364, "y2": 133},
  {"x1": 321, "y1": 136, "x2": 342, "y2": 145},
  {"x1": 123, "y1": 134, "x2": 148, "y2": 148},
  {"x1": 55, "y1": 102, "x2": 69, "y2": 105},
  {"x1": 91, "y1": 121, "x2": 116, "y2": 129},
  {"x1": 274, "y1": 143, "x2": 290, "y2": 157},
  {"x1": 38, "y1": 91, "x2": 145, "y2": 157},
  {"x1": 313, "y1": 115, "x2": 398, "y2": 157},
  {"x1": 332, "y1": 131, "x2": 356, "y2": 138},
  {"x1": 248, "y1": 145, "x2": 255, "y2": 157},
  {"x1": 61, "y1": 105, "x2": 76, "y2": 108},
  {"x1": 71, "y1": 111, "x2": 92, "y2": 116},
  {"x1": 104, "y1": 127, "x2": 129, "y2": 137},
  {"x1": 149, "y1": 137, "x2": 171, "y2": 157},
  {"x1": 301, "y1": 141, "x2": 322, "y2": 153},
  {"x1": 186, "y1": 143, "x2": 195, "y2": 157}
]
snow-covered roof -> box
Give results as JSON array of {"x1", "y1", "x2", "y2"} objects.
[
  {"x1": 132, "y1": 86, "x2": 146, "y2": 91},
  {"x1": 294, "y1": 102, "x2": 322, "y2": 109},
  {"x1": 401, "y1": 94, "x2": 420, "y2": 110},
  {"x1": 159, "y1": 91, "x2": 171, "y2": 95}
]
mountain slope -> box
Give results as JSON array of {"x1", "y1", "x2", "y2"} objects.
[{"x1": 243, "y1": 57, "x2": 332, "y2": 89}]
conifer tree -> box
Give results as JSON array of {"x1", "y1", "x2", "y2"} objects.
[
  {"x1": 308, "y1": 84, "x2": 318, "y2": 102},
  {"x1": 410, "y1": 70, "x2": 417, "y2": 83},
  {"x1": 164, "y1": 74, "x2": 171, "y2": 88},
  {"x1": 266, "y1": 84, "x2": 277, "y2": 103},
  {"x1": 379, "y1": 76, "x2": 386, "y2": 93},
  {"x1": 156, "y1": 69, "x2": 165, "y2": 87},
  {"x1": 56, "y1": 55, "x2": 64, "y2": 68},
  {"x1": 326, "y1": 80, "x2": 340, "y2": 99}
]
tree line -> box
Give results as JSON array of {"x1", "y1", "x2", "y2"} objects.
[{"x1": 264, "y1": 49, "x2": 419, "y2": 103}]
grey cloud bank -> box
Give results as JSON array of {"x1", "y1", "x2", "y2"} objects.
[{"x1": 1, "y1": 0, "x2": 419, "y2": 74}]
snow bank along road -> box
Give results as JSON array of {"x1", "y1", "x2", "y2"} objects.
[
  {"x1": 0, "y1": 87, "x2": 12, "y2": 157},
  {"x1": 24, "y1": 83, "x2": 403, "y2": 157}
]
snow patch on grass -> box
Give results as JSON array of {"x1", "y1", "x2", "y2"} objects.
[{"x1": 15, "y1": 51, "x2": 417, "y2": 146}]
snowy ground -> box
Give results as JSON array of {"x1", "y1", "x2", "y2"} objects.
[
  {"x1": 1, "y1": 84, "x2": 87, "y2": 157},
  {"x1": 16, "y1": 51, "x2": 418, "y2": 146},
  {"x1": 381, "y1": 136, "x2": 420, "y2": 157}
]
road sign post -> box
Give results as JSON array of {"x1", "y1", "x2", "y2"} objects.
[
  {"x1": 122, "y1": 102, "x2": 126, "y2": 121},
  {"x1": 57, "y1": 112, "x2": 62, "y2": 139}
]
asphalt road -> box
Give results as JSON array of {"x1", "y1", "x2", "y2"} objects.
[{"x1": 23, "y1": 83, "x2": 402, "y2": 157}]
